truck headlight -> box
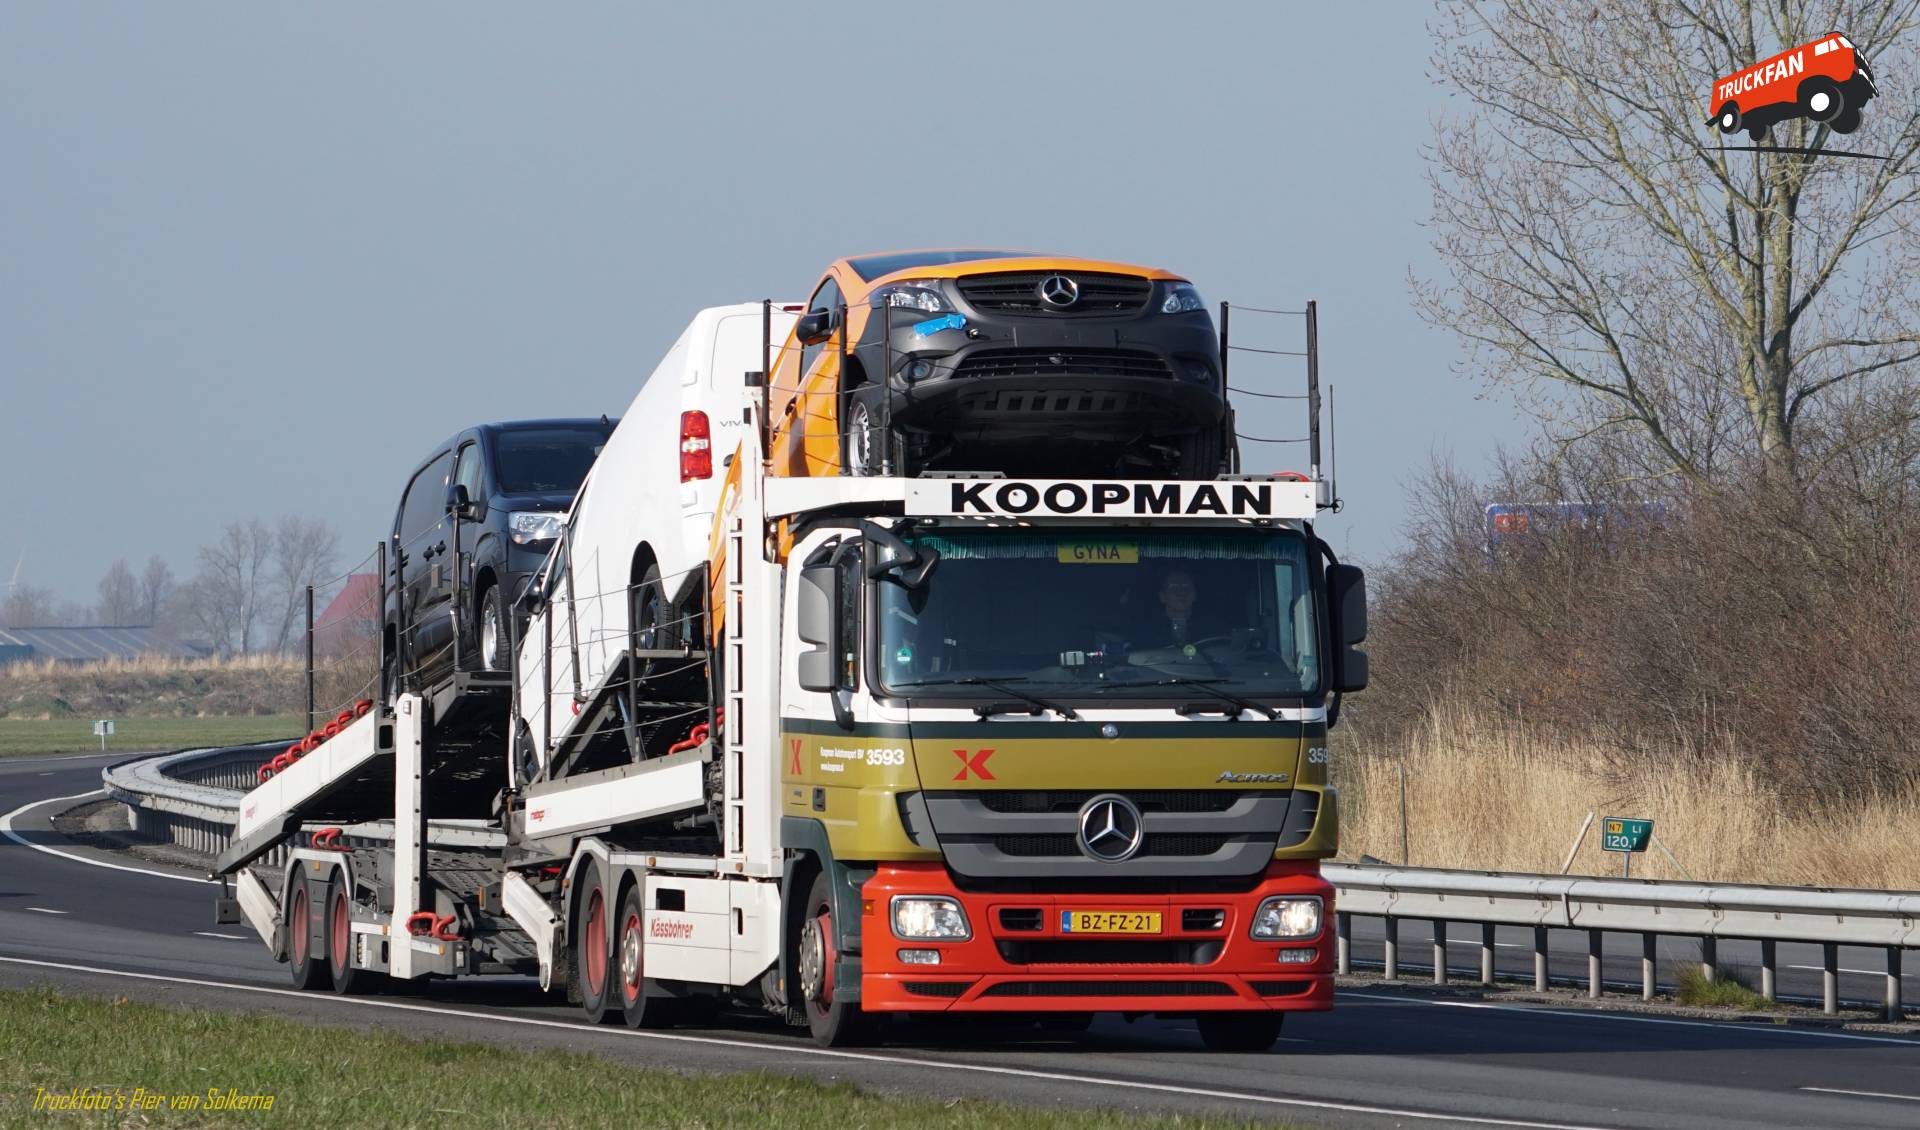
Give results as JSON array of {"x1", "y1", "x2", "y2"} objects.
[
  {"x1": 1249, "y1": 896, "x2": 1322, "y2": 940},
  {"x1": 509, "y1": 511, "x2": 565, "y2": 545},
  {"x1": 890, "y1": 896, "x2": 971, "y2": 940},
  {"x1": 1159, "y1": 282, "x2": 1207, "y2": 314},
  {"x1": 872, "y1": 280, "x2": 954, "y2": 314}
]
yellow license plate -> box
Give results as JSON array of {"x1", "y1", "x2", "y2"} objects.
[{"x1": 1061, "y1": 911, "x2": 1162, "y2": 934}]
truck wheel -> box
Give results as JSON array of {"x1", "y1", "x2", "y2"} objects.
[
  {"x1": 1715, "y1": 102, "x2": 1741, "y2": 134},
  {"x1": 286, "y1": 878, "x2": 329, "y2": 991},
  {"x1": 1831, "y1": 106, "x2": 1863, "y2": 134},
  {"x1": 575, "y1": 865, "x2": 615, "y2": 1023},
  {"x1": 1799, "y1": 77, "x2": 1844, "y2": 123},
  {"x1": 616, "y1": 885, "x2": 678, "y2": 1028},
  {"x1": 1195, "y1": 1011, "x2": 1285, "y2": 1052},
  {"x1": 798, "y1": 871, "x2": 872, "y2": 1047},
  {"x1": 326, "y1": 874, "x2": 374, "y2": 995}
]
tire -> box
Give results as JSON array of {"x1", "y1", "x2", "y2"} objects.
[
  {"x1": 1174, "y1": 424, "x2": 1226, "y2": 480},
  {"x1": 616, "y1": 884, "x2": 682, "y2": 1029},
  {"x1": 1714, "y1": 102, "x2": 1741, "y2": 135},
  {"x1": 575, "y1": 865, "x2": 615, "y2": 1023},
  {"x1": 1832, "y1": 106, "x2": 1863, "y2": 134},
  {"x1": 326, "y1": 874, "x2": 374, "y2": 995},
  {"x1": 1195, "y1": 1011, "x2": 1285, "y2": 1052},
  {"x1": 286, "y1": 878, "x2": 329, "y2": 991},
  {"x1": 1799, "y1": 77, "x2": 1844, "y2": 124},
  {"x1": 477, "y1": 582, "x2": 511, "y2": 672},
  {"x1": 798, "y1": 870, "x2": 871, "y2": 1047},
  {"x1": 844, "y1": 395, "x2": 881, "y2": 477},
  {"x1": 1747, "y1": 123, "x2": 1769, "y2": 142},
  {"x1": 629, "y1": 563, "x2": 677, "y2": 676}
]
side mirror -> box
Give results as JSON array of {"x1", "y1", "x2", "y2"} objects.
[
  {"x1": 794, "y1": 308, "x2": 837, "y2": 347},
  {"x1": 796, "y1": 563, "x2": 838, "y2": 692},
  {"x1": 1327, "y1": 563, "x2": 1368, "y2": 693},
  {"x1": 446, "y1": 483, "x2": 479, "y2": 521}
]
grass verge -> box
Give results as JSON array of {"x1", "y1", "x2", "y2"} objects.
[
  {"x1": 0, "y1": 989, "x2": 1294, "y2": 1129},
  {"x1": 0, "y1": 716, "x2": 303, "y2": 758},
  {"x1": 1671, "y1": 965, "x2": 1780, "y2": 1011}
]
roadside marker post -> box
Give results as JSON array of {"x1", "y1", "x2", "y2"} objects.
[
  {"x1": 92, "y1": 719, "x2": 115, "y2": 751},
  {"x1": 1602, "y1": 817, "x2": 1653, "y2": 878}
]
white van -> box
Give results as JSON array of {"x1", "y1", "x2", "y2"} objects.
[{"x1": 514, "y1": 303, "x2": 797, "y2": 776}]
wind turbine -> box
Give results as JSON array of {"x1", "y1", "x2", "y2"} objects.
[{"x1": 5, "y1": 552, "x2": 20, "y2": 600}]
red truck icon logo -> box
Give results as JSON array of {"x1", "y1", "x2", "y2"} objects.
[{"x1": 1708, "y1": 33, "x2": 1876, "y2": 139}]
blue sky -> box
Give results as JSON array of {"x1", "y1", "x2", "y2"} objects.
[{"x1": 0, "y1": 3, "x2": 1512, "y2": 601}]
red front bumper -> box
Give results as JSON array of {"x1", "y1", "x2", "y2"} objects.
[{"x1": 860, "y1": 861, "x2": 1333, "y2": 1013}]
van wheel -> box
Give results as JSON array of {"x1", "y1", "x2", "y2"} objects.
[
  {"x1": 576, "y1": 865, "x2": 614, "y2": 1023},
  {"x1": 845, "y1": 397, "x2": 881, "y2": 477},
  {"x1": 478, "y1": 583, "x2": 511, "y2": 672},
  {"x1": 1799, "y1": 77, "x2": 1844, "y2": 123},
  {"x1": 1174, "y1": 425, "x2": 1226, "y2": 480},
  {"x1": 630, "y1": 564, "x2": 677, "y2": 675},
  {"x1": 1195, "y1": 1012, "x2": 1285, "y2": 1052},
  {"x1": 1831, "y1": 106, "x2": 1863, "y2": 134},
  {"x1": 1715, "y1": 102, "x2": 1741, "y2": 134},
  {"x1": 286, "y1": 878, "x2": 329, "y2": 990},
  {"x1": 1746, "y1": 122, "x2": 1769, "y2": 142},
  {"x1": 798, "y1": 871, "x2": 872, "y2": 1046}
]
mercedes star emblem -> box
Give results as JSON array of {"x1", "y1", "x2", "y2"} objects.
[
  {"x1": 1076, "y1": 794, "x2": 1145, "y2": 862},
  {"x1": 1038, "y1": 274, "x2": 1080, "y2": 307}
]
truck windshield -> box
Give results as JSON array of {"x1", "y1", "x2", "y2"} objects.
[
  {"x1": 875, "y1": 528, "x2": 1321, "y2": 701},
  {"x1": 492, "y1": 428, "x2": 608, "y2": 494}
]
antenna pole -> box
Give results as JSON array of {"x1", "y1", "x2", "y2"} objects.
[
  {"x1": 1306, "y1": 299, "x2": 1322, "y2": 483},
  {"x1": 1328, "y1": 384, "x2": 1339, "y2": 511}
]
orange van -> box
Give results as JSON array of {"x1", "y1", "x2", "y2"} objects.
[
  {"x1": 767, "y1": 250, "x2": 1229, "y2": 480},
  {"x1": 1708, "y1": 33, "x2": 1875, "y2": 139}
]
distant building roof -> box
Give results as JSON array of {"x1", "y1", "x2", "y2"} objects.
[
  {"x1": 315, "y1": 575, "x2": 380, "y2": 633},
  {"x1": 0, "y1": 626, "x2": 208, "y2": 664}
]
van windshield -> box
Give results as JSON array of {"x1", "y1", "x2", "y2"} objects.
[
  {"x1": 491, "y1": 428, "x2": 608, "y2": 494},
  {"x1": 875, "y1": 528, "x2": 1321, "y2": 701}
]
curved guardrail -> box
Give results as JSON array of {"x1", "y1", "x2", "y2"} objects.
[
  {"x1": 101, "y1": 744, "x2": 503, "y2": 866},
  {"x1": 103, "y1": 745, "x2": 1911, "y2": 1021}
]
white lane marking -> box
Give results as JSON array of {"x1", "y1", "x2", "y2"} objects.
[
  {"x1": 192, "y1": 932, "x2": 246, "y2": 940},
  {"x1": 1340, "y1": 991, "x2": 1920, "y2": 1046},
  {"x1": 0, "y1": 955, "x2": 1622, "y2": 1130},
  {"x1": 24, "y1": 907, "x2": 67, "y2": 915},
  {"x1": 3, "y1": 752, "x2": 124, "y2": 764},
  {"x1": 1786, "y1": 964, "x2": 1908, "y2": 978},
  {"x1": 1798, "y1": 1086, "x2": 1920, "y2": 1103},
  {"x1": 0, "y1": 789, "x2": 213, "y2": 885}
]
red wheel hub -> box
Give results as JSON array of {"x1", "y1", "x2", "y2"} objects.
[
  {"x1": 290, "y1": 888, "x2": 308, "y2": 965},
  {"x1": 620, "y1": 912, "x2": 643, "y2": 1004},
  {"x1": 583, "y1": 891, "x2": 607, "y2": 997},
  {"x1": 330, "y1": 888, "x2": 350, "y2": 969}
]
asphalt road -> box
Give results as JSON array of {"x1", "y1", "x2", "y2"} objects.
[{"x1": 4, "y1": 752, "x2": 1918, "y2": 1130}]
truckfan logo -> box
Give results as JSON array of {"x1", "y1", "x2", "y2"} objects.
[
  {"x1": 1706, "y1": 32, "x2": 1878, "y2": 149},
  {"x1": 1076, "y1": 794, "x2": 1145, "y2": 862},
  {"x1": 1038, "y1": 274, "x2": 1080, "y2": 307}
]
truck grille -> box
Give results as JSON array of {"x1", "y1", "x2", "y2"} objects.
[
  {"x1": 1248, "y1": 979, "x2": 1313, "y2": 997},
  {"x1": 979, "y1": 790, "x2": 1241, "y2": 815},
  {"x1": 903, "y1": 981, "x2": 970, "y2": 998},
  {"x1": 956, "y1": 271, "x2": 1153, "y2": 315},
  {"x1": 994, "y1": 939, "x2": 1223, "y2": 966},
  {"x1": 952, "y1": 348, "x2": 1171, "y2": 382}
]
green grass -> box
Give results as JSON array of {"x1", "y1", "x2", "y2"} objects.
[
  {"x1": 0, "y1": 715, "x2": 304, "y2": 757},
  {"x1": 1672, "y1": 964, "x2": 1781, "y2": 1011},
  {"x1": 0, "y1": 989, "x2": 1296, "y2": 1130}
]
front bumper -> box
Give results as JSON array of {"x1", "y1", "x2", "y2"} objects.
[
  {"x1": 859, "y1": 861, "x2": 1333, "y2": 1013},
  {"x1": 853, "y1": 307, "x2": 1224, "y2": 442}
]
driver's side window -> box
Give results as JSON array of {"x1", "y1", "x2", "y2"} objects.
[{"x1": 800, "y1": 276, "x2": 842, "y2": 378}]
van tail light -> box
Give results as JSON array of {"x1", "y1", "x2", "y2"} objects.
[{"x1": 680, "y1": 410, "x2": 712, "y2": 482}]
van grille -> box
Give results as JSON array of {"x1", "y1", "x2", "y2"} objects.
[
  {"x1": 952, "y1": 348, "x2": 1171, "y2": 383},
  {"x1": 957, "y1": 272, "x2": 1153, "y2": 315}
]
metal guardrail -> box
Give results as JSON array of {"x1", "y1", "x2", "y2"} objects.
[
  {"x1": 104, "y1": 746, "x2": 1913, "y2": 1022},
  {"x1": 100, "y1": 744, "x2": 503, "y2": 868},
  {"x1": 1326, "y1": 862, "x2": 1915, "y2": 1021}
]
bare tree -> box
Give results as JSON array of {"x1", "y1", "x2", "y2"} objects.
[
  {"x1": 268, "y1": 516, "x2": 339, "y2": 653},
  {"x1": 97, "y1": 559, "x2": 140, "y2": 625},
  {"x1": 190, "y1": 519, "x2": 274, "y2": 654},
  {"x1": 139, "y1": 556, "x2": 174, "y2": 627},
  {"x1": 1418, "y1": 0, "x2": 1920, "y2": 486},
  {"x1": 0, "y1": 583, "x2": 59, "y2": 628}
]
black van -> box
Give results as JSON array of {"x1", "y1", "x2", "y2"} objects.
[{"x1": 386, "y1": 418, "x2": 614, "y2": 690}]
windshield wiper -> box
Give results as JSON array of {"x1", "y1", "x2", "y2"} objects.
[
  {"x1": 892, "y1": 676, "x2": 1080, "y2": 720},
  {"x1": 1101, "y1": 676, "x2": 1277, "y2": 721}
]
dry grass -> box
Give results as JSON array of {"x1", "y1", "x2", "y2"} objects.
[
  {"x1": 0, "y1": 654, "x2": 306, "y2": 720},
  {"x1": 1338, "y1": 703, "x2": 1920, "y2": 890}
]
